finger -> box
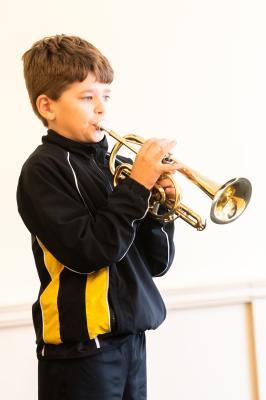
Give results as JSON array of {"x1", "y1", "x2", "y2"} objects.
[
  {"x1": 157, "y1": 178, "x2": 174, "y2": 188},
  {"x1": 163, "y1": 161, "x2": 183, "y2": 171},
  {"x1": 135, "y1": 138, "x2": 178, "y2": 169},
  {"x1": 152, "y1": 139, "x2": 177, "y2": 161},
  {"x1": 160, "y1": 163, "x2": 181, "y2": 174},
  {"x1": 143, "y1": 137, "x2": 171, "y2": 150},
  {"x1": 165, "y1": 187, "x2": 176, "y2": 196},
  {"x1": 136, "y1": 138, "x2": 156, "y2": 156},
  {"x1": 135, "y1": 138, "x2": 165, "y2": 162},
  {"x1": 160, "y1": 139, "x2": 177, "y2": 154}
]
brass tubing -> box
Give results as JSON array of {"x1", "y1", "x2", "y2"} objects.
[{"x1": 97, "y1": 124, "x2": 252, "y2": 227}]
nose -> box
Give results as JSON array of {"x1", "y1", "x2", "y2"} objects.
[{"x1": 94, "y1": 98, "x2": 105, "y2": 115}]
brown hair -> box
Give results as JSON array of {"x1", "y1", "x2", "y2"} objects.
[{"x1": 22, "y1": 34, "x2": 114, "y2": 126}]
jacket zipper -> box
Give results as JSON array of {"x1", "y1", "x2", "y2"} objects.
[
  {"x1": 92, "y1": 154, "x2": 118, "y2": 332},
  {"x1": 91, "y1": 154, "x2": 113, "y2": 192},
  {"x1": 109, "y1": 307, "x2": 117, "y2": 331}
]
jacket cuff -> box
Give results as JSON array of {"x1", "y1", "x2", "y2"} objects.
[{"x1": 122, "y1": 177, "x2": 151, "y2": 199}]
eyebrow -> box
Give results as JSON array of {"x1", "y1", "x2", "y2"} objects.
[{"x1": 79, "y1": 88, "x2": 111, "y2": 94}]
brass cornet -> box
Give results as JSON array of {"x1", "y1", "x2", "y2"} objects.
[{"x1": 97, "y1": 125, "x2": 252, "y2": 231}]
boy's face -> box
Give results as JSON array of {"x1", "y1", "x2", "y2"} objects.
[{"x1": 45, "y1": 72, "x2": 111, "y2": 142}]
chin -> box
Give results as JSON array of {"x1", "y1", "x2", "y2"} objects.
[
  {"x1": 90, "y1": 129, "x2": 105, "y2": 143},
  {"x1": 81, "y1": 127, "x2": 102, "y2": 142}
]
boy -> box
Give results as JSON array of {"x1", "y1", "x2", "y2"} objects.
[{"x1": 17, "y1": 34, "x2": 178, "y2": 400}]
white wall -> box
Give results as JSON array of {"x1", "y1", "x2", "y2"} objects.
[{"x1": 1, "y1": 0, "x2": 265, "y2": 305}]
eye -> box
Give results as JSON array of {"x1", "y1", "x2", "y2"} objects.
[
  {"x1": 103, "y1": 95, "x2": 111, "y2": 102},
  {"x1": 82, "y1": 96, "x2": 93, "y2": 101}
]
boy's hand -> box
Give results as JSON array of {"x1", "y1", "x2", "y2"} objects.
[
  {"x1": 156, "y1": 176, "x2": 176, "y2": 202},
  {"x1": 130, "y1": 138, "x2": 179, "y2": 190}
]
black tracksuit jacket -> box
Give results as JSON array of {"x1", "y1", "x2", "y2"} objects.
[{"x1": 17, "y1": 129, "x2": 175, "y2": 349}]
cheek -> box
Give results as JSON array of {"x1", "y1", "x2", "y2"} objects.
[
  {"x1": 78, "y1": 102, "x2": 94, "y2": 117},
  {"x1": 68, "y1": 105, "x2": 89, "y2": 124},
  {"x1": 77, "y1": 106, "x2": 95, "y2": 129},
  {"x1": 57, "y1": 103, "x2": 75, "y2": 121}
]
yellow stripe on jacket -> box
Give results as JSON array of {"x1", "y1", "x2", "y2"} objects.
[
  {"x1": 85, "y1": 267, "x2": 111, "y2": 339},
  {"x1": 38, "y1": 239, "x2": 64, "y2": 344}
]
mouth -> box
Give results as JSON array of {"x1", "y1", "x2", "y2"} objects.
[{"x1": 93, "y1": 121, "x2": 106, "y2": 131}]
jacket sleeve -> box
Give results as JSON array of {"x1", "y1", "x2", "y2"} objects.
[
  {"x1": 135, "y1": 212, "x2": 175, "y2": 277},
  {"x1": 114, "y1": 154, "x2": 175, "y2": 277},
  {"x1": 16, "y1": 155, "x2": 151, "y2": 274}
]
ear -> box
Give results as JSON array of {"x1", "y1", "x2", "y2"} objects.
[{"x1": 36, "y1": 95, "x2": 56, "y2": 122}]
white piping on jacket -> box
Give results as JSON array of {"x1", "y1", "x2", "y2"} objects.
[
  {"x1": 40, "y1": 152, "x2": 94, "y2": 275},
  {"x1": 67, "y1": 152, "x2": 87, "y2": 208},
  {"x1": 65, "y1": 151, "x2": 150, "y2": 270},
  {"x1": 118, "y1": 192, "x2": 151, "y2": 261},
  {"x1": 111, "y1": 156, "x2": 171, "y2": 268},
  {"x1": 154, "y1": 226, "x2": 171, "y2": 277},
  {"x1": 95, "y1": 336, "x2": 101, "y2": 349}
]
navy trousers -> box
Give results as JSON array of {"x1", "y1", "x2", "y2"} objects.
[{"x1": 38, "y1": 333, "x2": 147, "y2": 400}]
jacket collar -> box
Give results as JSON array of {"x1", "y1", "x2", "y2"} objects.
[{"x1": 43, "y1": 129, "x2": 109, "y2": 161}]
